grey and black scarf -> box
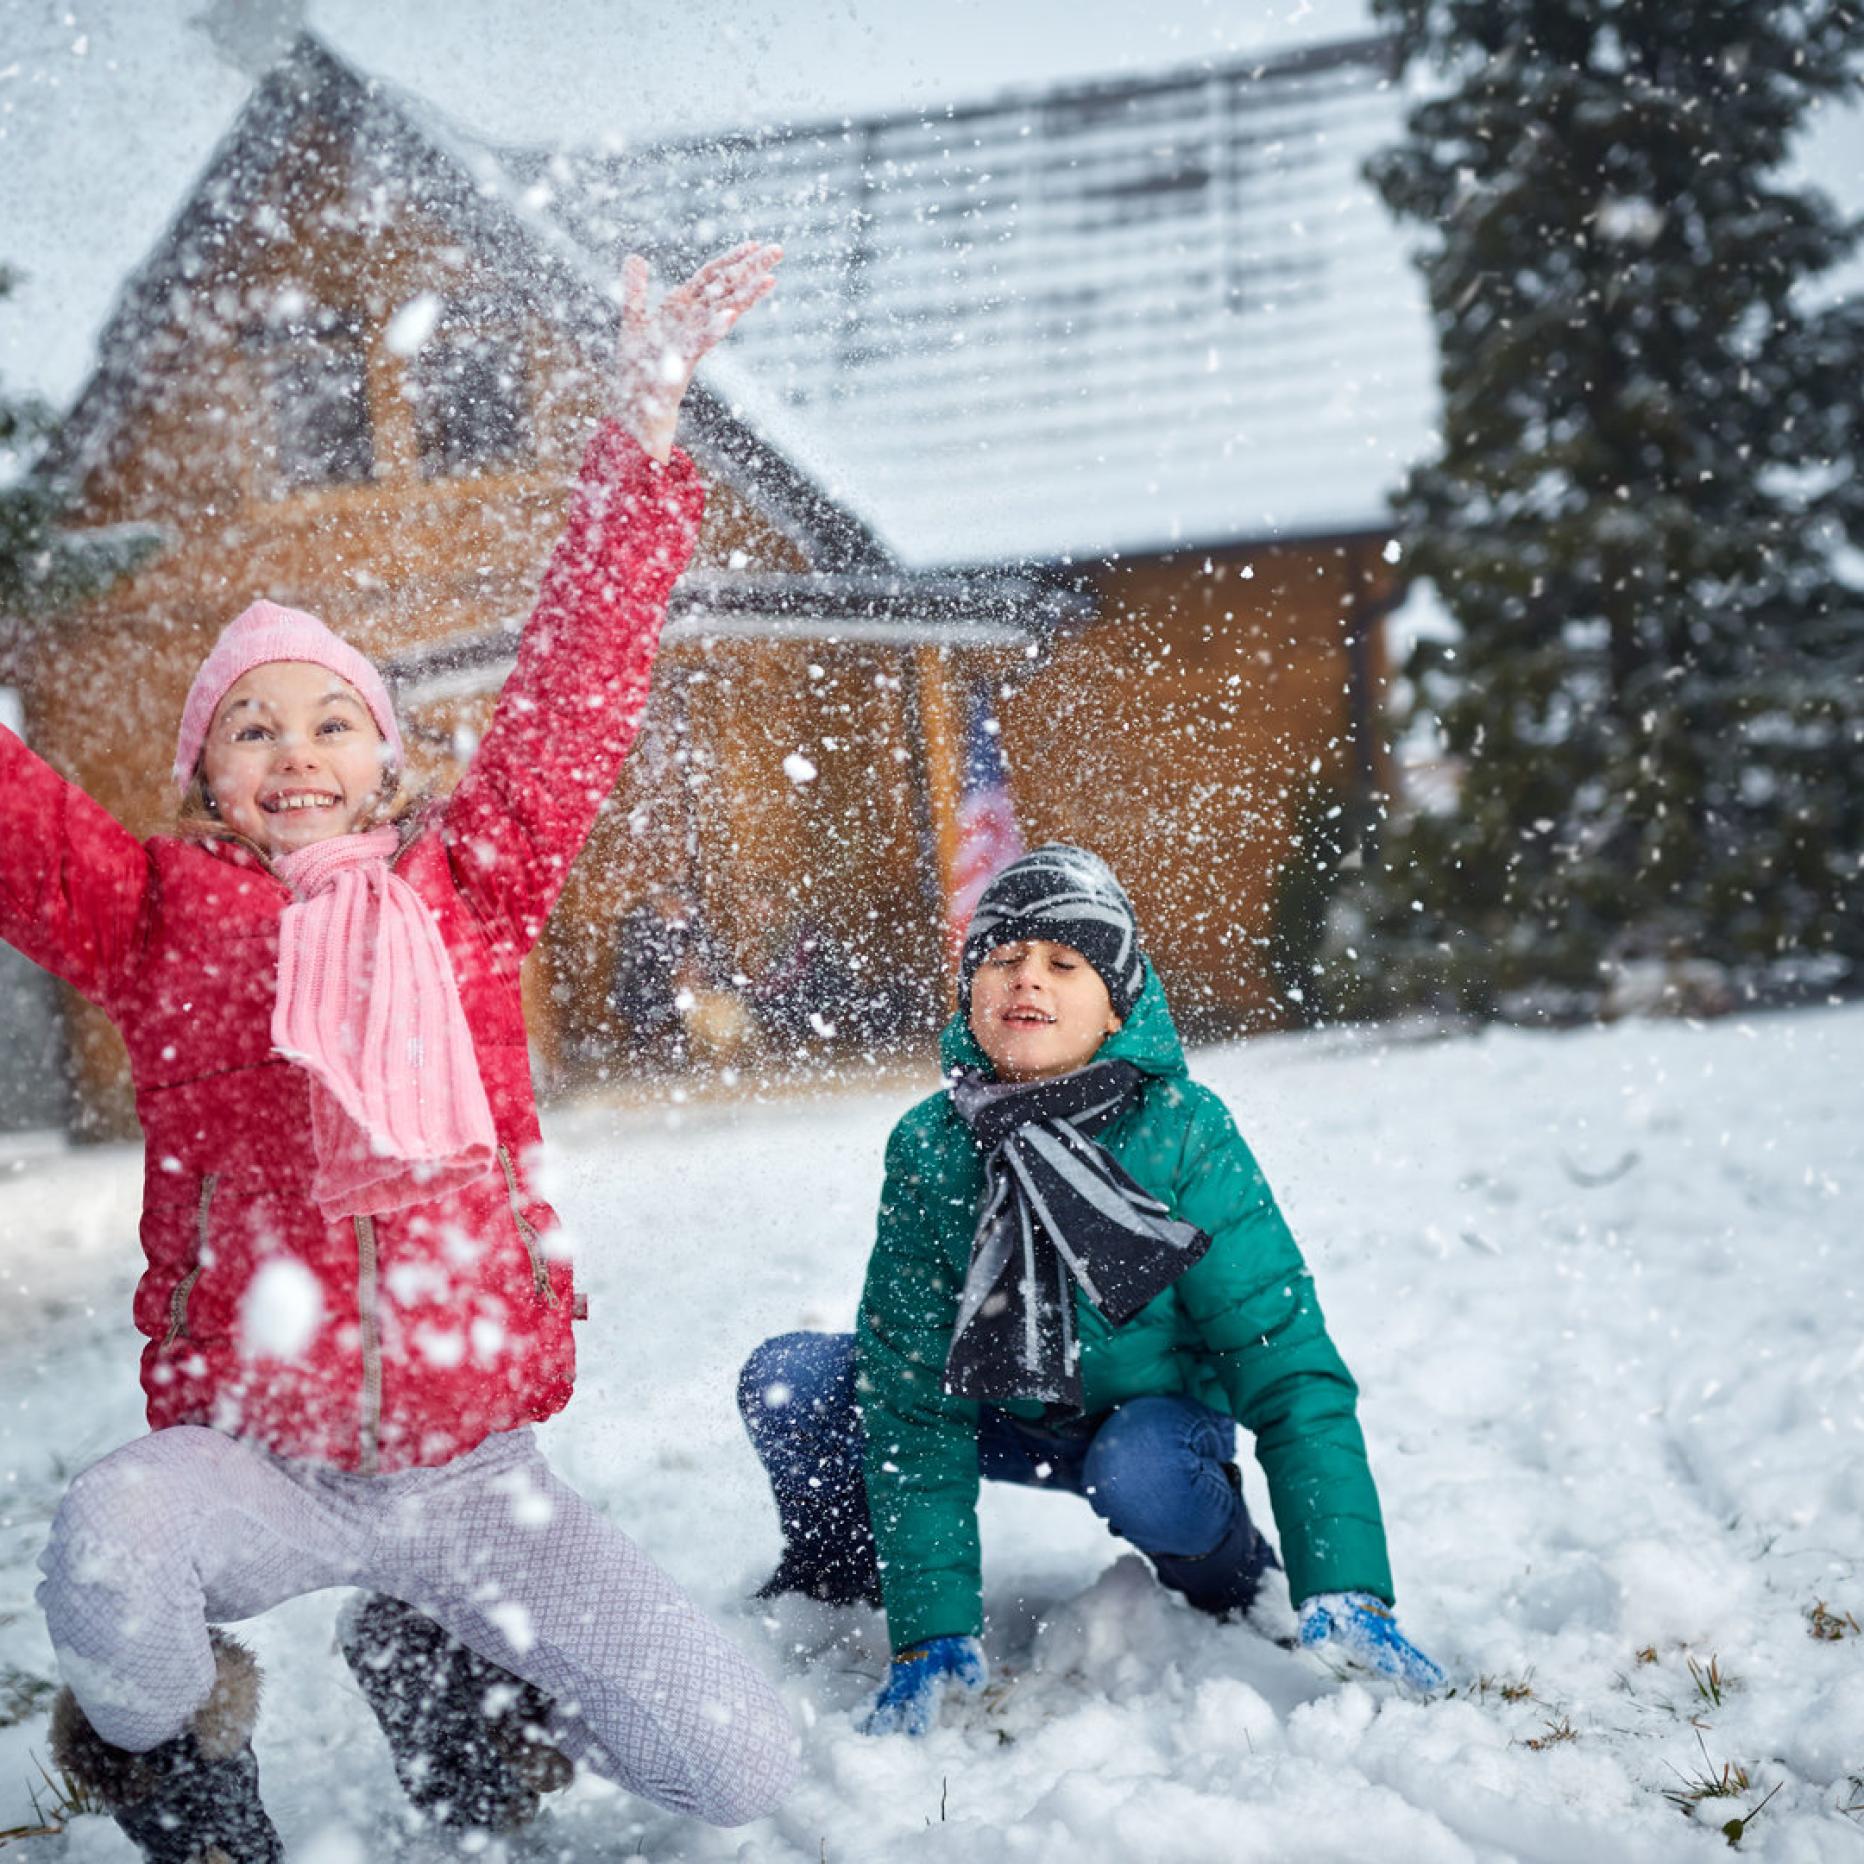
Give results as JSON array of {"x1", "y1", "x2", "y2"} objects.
[{"x1": 943, "y1": 1058, "x2": 1212, "y2": 1412}]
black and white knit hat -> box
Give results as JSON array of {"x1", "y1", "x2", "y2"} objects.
[{"x1": 958, "y1": 844, "x2": 1147, "y2": 1019}]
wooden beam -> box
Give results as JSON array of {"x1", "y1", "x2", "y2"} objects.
[{"x1": 914, "y1": 644, "x2": 964, "y2": 989}]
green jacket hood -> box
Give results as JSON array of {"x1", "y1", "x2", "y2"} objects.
[{"x1": 936, "y1": 960, "x2": 1187, "y2": 1079}]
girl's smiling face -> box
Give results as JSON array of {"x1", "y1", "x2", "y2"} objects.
[
  {"x1": 967, "y1": 938, "x2": 1123, "y2": 1083},
  {"x1": 198, "y1": 660, "x2": 390, "y2": 858}
]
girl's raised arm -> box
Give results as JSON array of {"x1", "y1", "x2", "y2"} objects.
[
  {"x1": 440, "y1": 244, "x2": 780, "y2": 962},
  {"x1": 0, "y1": 725, "x2": 151, "y2": 1009}
]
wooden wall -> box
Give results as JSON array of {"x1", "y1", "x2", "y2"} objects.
[
  {"x1": 533, "y1": 635, "x2": 954, "y2": 1075},
  {"x1": 1002, "y1": 541, "x2": 1395, "y2": 1036}
]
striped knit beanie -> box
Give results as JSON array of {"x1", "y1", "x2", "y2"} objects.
[
  {"x1": 958, "y1": 844, "x2": 1146, "y2": 1019},
  {"x1": 172, "y1": 600, "x2": 403, "y2": 789}
]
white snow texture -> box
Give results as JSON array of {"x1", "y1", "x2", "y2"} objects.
[{"x1": 0, "y1": 1005, "x2": 1861, "y2": 1859}]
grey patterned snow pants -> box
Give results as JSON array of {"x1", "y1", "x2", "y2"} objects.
[{"x1": 35, "y1": 1424, "x2": 798, "y2": 1826}]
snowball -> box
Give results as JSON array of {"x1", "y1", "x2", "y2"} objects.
[
  {"x1": 383, "y1": 291, "x2": 441, "y2": 357},
  {"x1": 1031, "y1": 1555, "x2": 1179, "y2": 1692},
  {"x1": 486, "y1": 1600, "x2": 536, "y2": 1656},
  {"x1": 239, "y1": 1258, "x2": 323, "y2": 1361},
  {"x1": 296, "y1": 1826, "x2": 369, "y2": 1864},
  {"x1": 385, "y1": 1260, "x2": 450, "y2": 1305},
  {"x1": 783, "y1": 752, "x2": 818, "y2": 785},
  {"x1": 493, "y1": 1470, "x2": 556, "y2": 1529},
  {"x1": 412, "y1": 1324, "x2": 466, "y2": 1369}
]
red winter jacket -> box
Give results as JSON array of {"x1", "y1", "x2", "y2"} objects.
[{"x1": 0, "y1": 423, "x2": 703, "y2": 1473}]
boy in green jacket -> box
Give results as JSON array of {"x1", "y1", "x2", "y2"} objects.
[{"x1": 737, "y1": 846, "x2": 1441, "y2": 1734}]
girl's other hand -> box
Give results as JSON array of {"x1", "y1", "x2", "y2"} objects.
[{"x1": 615, "y1": 242, "x2": 782, "y2": 463}]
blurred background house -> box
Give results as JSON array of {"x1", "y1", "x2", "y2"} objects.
[
  {"x1": 1, "y1": 19, "x2": 1437, "y2": 1137},
  {"x1": 13, "y1": 4, "x2": 1854, "y2": 1137}
]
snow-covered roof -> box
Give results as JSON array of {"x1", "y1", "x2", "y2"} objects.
[
  {"x1": 45, "y1": 36, "x2": 893, "y2": 578},
  {"x1": 0, "y1": 0, "x2": 1393, "y2": 421},
  {"x1": 13, "y1": 8, "x2": 1862, "y2": 573},
  {"x1": 47, "y1": 31, "x2": 1436, "y2": 571},
  {"x1": 483, "y1": 35, "x2": 1439, "y2": 566}
]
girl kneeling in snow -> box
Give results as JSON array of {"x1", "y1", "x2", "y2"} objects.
[
  {"x1": 739, "y1": 845, "x2": 1442, "y2": 1735},
  {"x1": 3, "y1": 245, "x2": 796, "y2": 1859}
]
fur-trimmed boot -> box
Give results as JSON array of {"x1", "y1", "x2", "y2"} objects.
[
  {"x1": 337, "y1": 1594, "x2": 572, "y2": 1834},
  {"x1": 49, "y1": 1630, "x2": 282, "y2": 1864}
]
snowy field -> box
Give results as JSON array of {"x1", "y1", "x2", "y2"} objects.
[{"x1": 1, "y1": 1004, "x2": 1861, "y2": 1862}]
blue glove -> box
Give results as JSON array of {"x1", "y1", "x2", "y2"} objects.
[
  {"x1": 1298, "y1": 1592, "x2": 1444, "y2": 1692},
  {"x1": 858, "y1": 1635, "x2": 987, "y2": 1736}
]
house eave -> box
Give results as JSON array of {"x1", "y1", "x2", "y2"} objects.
[{"x1": 384, "y1": 564, "x2": 1084, "y2": 706}]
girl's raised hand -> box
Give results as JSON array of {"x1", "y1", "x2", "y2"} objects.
[{"x1": 615, "y1": 242, "x2": 783, "y2": 463}]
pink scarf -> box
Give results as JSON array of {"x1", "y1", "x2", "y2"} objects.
[{"x1": 272, "y1": 826, "x2": 497, "y2": 1220}]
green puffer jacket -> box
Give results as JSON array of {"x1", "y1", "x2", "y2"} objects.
[{"x1": 854, "y1": 969, "x2": 1393, "y2": 1652}]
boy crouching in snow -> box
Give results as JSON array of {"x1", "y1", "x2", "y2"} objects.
[{"x1": 738, "y1": 844, "x2": 1442, "y2": 1733}]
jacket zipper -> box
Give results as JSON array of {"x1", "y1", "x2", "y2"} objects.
[
  {"x1": 354, "y1": 1214, "x2": 382, "y2": 1476},
  {"x1": 162, "y1": 1173, "x2": 219, "y2": 1348},
  {"x1": 498, "y1": 1145, "x2": 557, "y2": 1307},
  {"x1": 188, "y1": 823, "x2": 427, "y2": 1472}
]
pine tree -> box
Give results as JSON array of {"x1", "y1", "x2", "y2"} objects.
[
  {"x1": 1340, "y1": 0, "x2": 1864, "y2": 1019},
  {"x1": 0, "y1": 264, "x2": 159, "y2": 620}
]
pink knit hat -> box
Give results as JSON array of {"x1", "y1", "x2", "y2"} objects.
[{"x1": 172, "y1": 600, "x2": 404, "y2": 789}]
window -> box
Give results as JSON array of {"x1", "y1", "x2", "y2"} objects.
[
  {"x1": 256, "y1": 309, "x2": 375, "y2": 490},
  {"x1": 409, "y1": 322, "x2": 530, "y2": 479}
]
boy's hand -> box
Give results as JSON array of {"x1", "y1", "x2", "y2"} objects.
[
  {"x1": 858, "y1": 1635, "x2": 987, "y2": 1736},
  {"x1": 1298, "y1": 1592, "x2": 1445, "y2": 1693}
]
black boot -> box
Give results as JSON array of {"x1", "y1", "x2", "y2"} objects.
[
  {"x1": 337, "y1": 1594, "x2": 572, "y2": 1834},
  {"x1": 1149, "y1": 1462, "x2": 1282, "y2": 1620},
  {"x1": 753, "y1": 1488, "x2": 883, "y2": 1608},
  {"x1": 754, "y1": 1540, "x2": 883, "y2": 1609},
  {"x1": 50, "y1": 1631, "x2": 283, "y2": 1864}
]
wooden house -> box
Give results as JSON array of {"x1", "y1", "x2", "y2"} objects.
[
  {"x1": 547, "y1": 32, "x2": 1435, "y2": 1035},
  {"x1": 7, "y1": 30, "x2": 1434, "y2": 1136}
]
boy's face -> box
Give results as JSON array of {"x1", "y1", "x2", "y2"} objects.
[
  {"x1": 968, "y1": 938, "x2": 1122, "y2": 1083},
  {"x1": 200, "y1": 660, "x2": 389, "y2": 859}
]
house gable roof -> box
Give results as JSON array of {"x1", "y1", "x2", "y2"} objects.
[
  {"x1": 480, "y1": 35, "x2": 1438, "y2": 566},
  {"x1": 49, "y1": 33, "x2": 891, "y2": 575}
]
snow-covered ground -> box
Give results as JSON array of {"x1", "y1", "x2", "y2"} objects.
[{"x1": 2, "y1": 1005, "x2": 1862, "y2": 1861}]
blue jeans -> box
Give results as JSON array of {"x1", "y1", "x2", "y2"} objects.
[{"x1": 737, "y1": 1331, "x2": 1277, "y2": 1617}]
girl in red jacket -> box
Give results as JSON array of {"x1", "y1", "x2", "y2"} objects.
[{"x1": 3, "y1": 245, "x2": 794, "y2": 1861}]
